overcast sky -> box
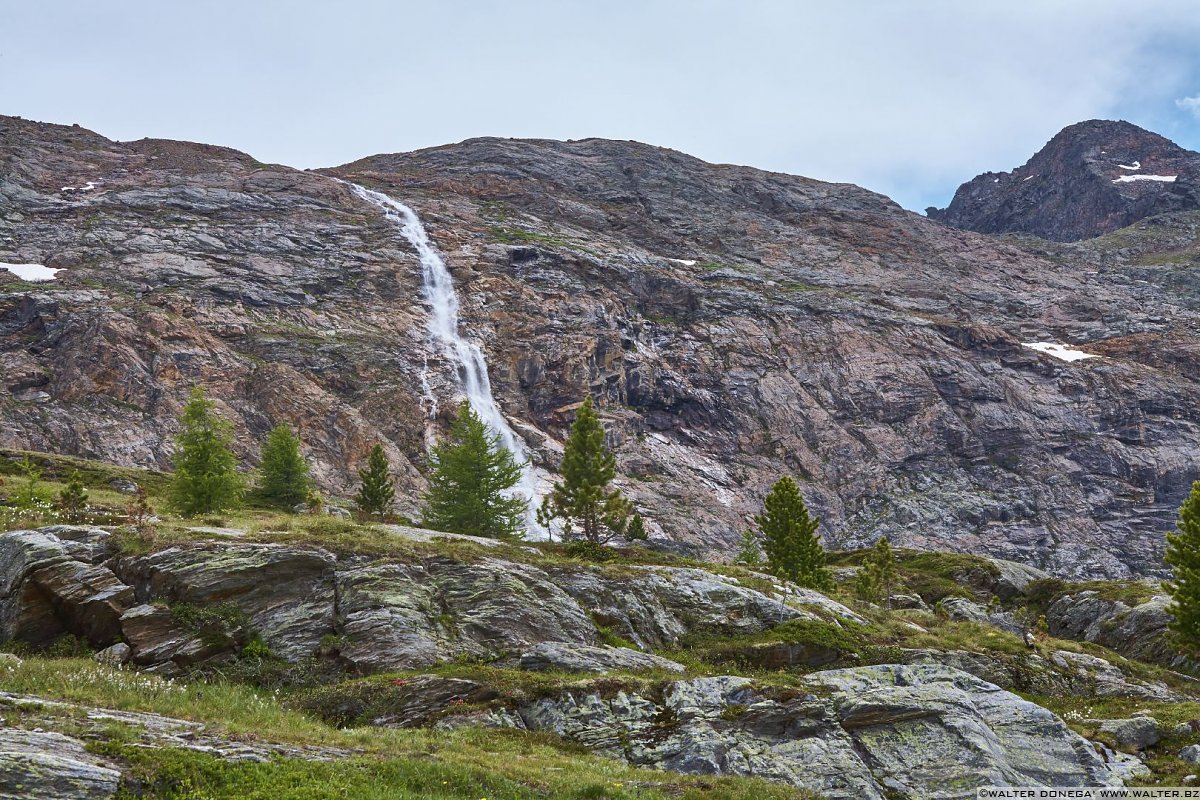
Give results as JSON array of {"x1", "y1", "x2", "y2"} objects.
[{"x1": 3, "y1": 1, "x2": 1200, "y2": 211}]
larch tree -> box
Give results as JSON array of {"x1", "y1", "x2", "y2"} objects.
[
  {"x1": 854, "y1": 536, "x2": 898, "y2": 606},
  {"x1": 537, "y1": 397, "x2": 631, "y2": 544},
  {"x1": 168, "y1": 386, "x2": 243, "y2": 516},
  {"x1": 1166, "y1": 480, "x2": 1200, "y2": 654},
  {"x1": 258, "y1": 423, "x2": 312, "y2": 508},
  {"x1": 422, "y1": 400, "x2": 527, "y2": 539}
]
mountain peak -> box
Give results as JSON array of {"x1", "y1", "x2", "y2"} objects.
[{"x1": 928, "y1": 119, "x2": 1200, "y2": 241}]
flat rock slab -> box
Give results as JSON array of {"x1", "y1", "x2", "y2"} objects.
[
  {"x1": 184, "y1": 527, "x2": 247, "y2": 538},
  {"x1": 0, "y1": 729, "x2": 120, "y2": 800},
  {"x1": 513, "y1": 664, "x2": 1131, "y2": 799},
  {"x1": 519, "y1": 641, "x2": 686, "y2": 674}
]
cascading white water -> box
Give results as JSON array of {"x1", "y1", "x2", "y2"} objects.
[{"x1": 348, "y1": 183, "x2": 542, "y2": 533}]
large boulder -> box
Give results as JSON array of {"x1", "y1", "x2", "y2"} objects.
[
  {"x1": 335, "y1": 557, "x2": 598, "y2": 672},
  {"x1": 513, "y1": 665, "x2": 1126, "y2": 799},
  {"x1": 1093, "y1": 717, "x2": 1161, "y2": 751},
  {"x1": 0, "y1": 529, "x2": 132, "y2": 646},
  {"x1": 985, "y1": 557, "x2": 1052, "y2": 599},
  {"x1": 0, "y1": 728, "x2": 121, "y2": 800},
  {"x1": 937, "y1": 596, "x2": 1025, "y2": 635},
  {"x1": 811, "y1": 665, "x2": 1123, "y2": 792},
  {"x1": 114, "y1": 542, "x2": 336, "y2": 660}
]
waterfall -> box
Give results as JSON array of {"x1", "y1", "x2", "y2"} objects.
[{"x1": 347, "y1": 183, "x2": 541, "y2": 534}]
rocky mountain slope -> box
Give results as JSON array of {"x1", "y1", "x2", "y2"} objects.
[
  {"x1": 928, "y1": 119, "x2": 1200, "y2": 241},
  {"x1": 5, "y1": 116, "x2": 1200, "y2": 577}
]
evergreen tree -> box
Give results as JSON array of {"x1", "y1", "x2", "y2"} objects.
[
  {"x1": 756, "y1": 477, "x2": 833, "y2": 592},
  {"x1": 354, "y1": 443, "x2": 395, "y2": 519},
  {"x1": 624, "y1": 512, "x2": 648, "y2": 542},
  {"x1": 258, "y1": 424, "x2": 311, "y2": 508},
  {"x1": 422, "y1": 401, "x2": 527, "y2": 539},
  {"x1": 56, "y1": 470, "x2": 89, "y2": 523},
  {"x1": 537, "y1": 397, "x2": 631, "y2": 544},
  {"x1": 854, "y1": 536, "x2": 897, "y2": 606},
  {"x1": 1166, "y1": 480, "x2": 1200, "y2": 653},
  {"x1": 735, "y1": 529, "x2": 763, "y2": 567},
  {"x1": 168, "y1": 387, "x2": 243, "y2": 516}
]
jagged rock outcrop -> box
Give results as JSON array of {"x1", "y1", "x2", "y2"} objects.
[
  {"x1": 0, "y1": 527, "x2": 851, "y2": 675},
  {"x1": 899, "y1": 647, "x2": 1182, "y2": 702},
  {"x1": 7, "y1": 117, "x2": 1200, "y2": 576},
  {"x1": 1044, "y1": 589, "x2": 1178, "y2": 668},
  {"x1": 929, "y1": 119, "x2": 1200, "y2": 241},
  {"x1": 426, "y1": 665, "x2": 1135, "y2": 799},
  {"x1": 114, "y1": 542, "x2": 336, "y2": 661},
  {"x1": 0, "y1": 527, "x2": 130, "y2": 645}
]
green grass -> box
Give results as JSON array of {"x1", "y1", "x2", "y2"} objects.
[
  {"x1": 0, "y1": 448, "x2": 169, "y2": 494},
  {"x1": 1, "y1": 657, "x2": 810, "y2": 800},
  {"x1": 830, "y1": 548, "x2": 998, "y2": 602}
]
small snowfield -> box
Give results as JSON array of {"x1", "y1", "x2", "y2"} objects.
[
  {"x1": 0, "y1": 262, "x2": 62, "y2": 282},
  {"x1": 1022, "y1": 341, "x2": 1098, "y2": 363}
]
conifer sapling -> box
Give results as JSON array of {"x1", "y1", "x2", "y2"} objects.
[
  {"x1": 624, "y1": 512, "x2": 648, "y2": 542},
  {"x1": 355, "y1": 443, "x2": 395, "y2": 519},
  {"x1": 735, "y1": 529, "x2": 763, "y2": 567},
  {"x1": 56, "y1": 470, "x2": 89, "y2": 523},
  {"x1": 853, "y1": 536, "x2": 897, "y2": 606}
]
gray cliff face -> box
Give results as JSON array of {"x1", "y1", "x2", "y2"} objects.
[{"x1": 6, "y1": 117, "x2": 1200, "y2": 576}]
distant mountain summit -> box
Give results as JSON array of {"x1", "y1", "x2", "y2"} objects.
[{"x1": 928, "y1": 119, "x2": 1200, "y2": 241}]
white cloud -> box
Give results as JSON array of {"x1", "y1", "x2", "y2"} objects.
[
  {"x1": 3, "y1": 1, "x2": 1200, "y2": 211},
  {"x1": 1177, "y1": 95, "x2": 1200, "y2": 119}
]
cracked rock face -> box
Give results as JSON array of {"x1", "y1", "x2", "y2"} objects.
[
  {"x1": 496, "y1": 665, "x2": 1129, "y2": 799},
  {"x1": 0, "y1": 728, "x2": 121, "y2": 800},
  {"x1": 5, "y1": 117, "x2": 1200, "y2": 576},
  {"x1": 0, "y1": 527, "x2": 850, "y2": 675}
]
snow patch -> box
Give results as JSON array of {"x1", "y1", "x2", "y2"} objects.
[
  {"x1": 1117, "y1": 161, "x2": 1141, "y2": 171},
  {"x1": 1022, "y1": 342, "x2": 1098, "y2": 363},
  {"x1": 1023, "y1": 175, "x2": 1035, "y2": 181},
  {"x1": 667, "y1": 258, "x2": 697, "y2": 266},
  {"x1": 1112, "y1": 174, "x2": 1176, "y2": 184},
  {"x1": 0, "y1": 262, "x2": 61, "y2": 282},
  {"x1": 60, "y1": 182, "x2": 96, "y2": 193}
]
